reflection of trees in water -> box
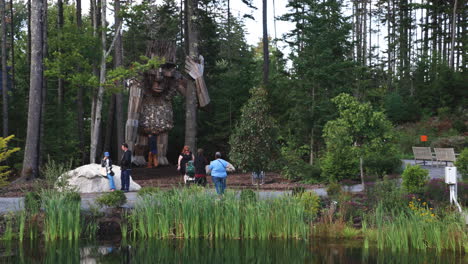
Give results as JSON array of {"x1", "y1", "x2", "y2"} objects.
[{"x1": 2, "y1": 239, "x2": 465, "y2": 263}]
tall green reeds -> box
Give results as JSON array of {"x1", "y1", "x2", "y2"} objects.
[
  {"x1": 42, "y1": 191, "x2": 81, "y2": 241},
  {"x1": 370, "y1": 202, "x2": 467, "y2": 252},
  {"x1": 129, "y1": 187, "x2": 309, "y2": 239}
]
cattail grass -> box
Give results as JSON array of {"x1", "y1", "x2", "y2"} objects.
[
  {"x1": 42, "y1": 191, "x2": 81, "y2": 241},
  {"x1": 128, "y1": 187, "x2": 309, "y2": 240},
  {"x1": 369, "y1": 202, "x2": 467, "y2": 252}
]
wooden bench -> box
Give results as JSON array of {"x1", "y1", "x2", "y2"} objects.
[
  {"x1": 412, "y1": 147, "x2": 434, "y2": 166},
  {"x1": 434, "y1": 148, "x2": 457, "y2": 167}
]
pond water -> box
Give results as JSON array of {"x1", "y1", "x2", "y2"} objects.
[{"x1": 0, "y1": 239, "x2": 466, "y2": 263}]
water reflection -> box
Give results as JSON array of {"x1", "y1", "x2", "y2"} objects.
[{"x1": 1, "y1": 239, "x2": 466, "y2": 263}]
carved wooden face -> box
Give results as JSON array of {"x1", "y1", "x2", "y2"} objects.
[{"x1": 148, "y1": 67, "x2": 175, "y2": 96}]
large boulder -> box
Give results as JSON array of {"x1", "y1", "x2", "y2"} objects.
[{"x1": 61, "y1": 164, "x2": 141, "y2": 193}]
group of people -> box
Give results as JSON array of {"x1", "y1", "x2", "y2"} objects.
[
  {"x1": 101, "y1": 143, "x2": 133, "y2": 192},
  {"x1": 101, "y1": 143, "x2": 233, "y2": 195},
  {"x1": 177, "y1": 146, "x2": 232, "y2": 195}
]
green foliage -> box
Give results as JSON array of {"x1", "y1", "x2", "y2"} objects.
[
  {"x1": 240, "y1": 189, "x2": 257, "y2": 204},
  {"x1": 365, "y1": 177, "x2": 406, "y2": 212},
  {"x1": 0, "y1": 135, "x2": 20, "y2": 186},
  {"x1": 279, "y1": 141, "x2": 321, "y2": 182},
  {"x1": 402, "y1": 165, "x2": 429, "y2": 194},
  {"x1": 424, "y1": 179, "x2": 448, "y2": 206},
  {"x1": 297, "y1": 192, "x2": 320, "y2": 220},
  {"x1": 229, "y1": 87, "x2": 279, "y2": 172},
  {"x1": 96, "y1": 191, "x2": 127, "y2": 208},
  {"x1": 137, "y1": 187, "x2": 161, "y2": 197},
  {"x1": 326, "y1": 182, "x2": 342, "y2": 198},
  {"x1": 370, "y1": 204, "x2": 466, "y2": 252},
  {"x1": 24, "y1": 191, "x2": 42, "y2": 214},
  {"x1": 41, "y1": 190, "x2": 81, "y2": 241},
  {"x1": 130, "y1": 188, "x2": 309, "y2": 239},
  {"x1": 41, "y1": 158, "x2": 74, "y2": 189},
  {"x1": 384, "y1": 92, "x2": 421, "y2": 123},
  {"x1": 322, "y1": 93, "x2": 399, "y2": 182},
  {"x1": 321, "y1": 147, "x2": 359, "y2": 182},
  {"x1": 454, "y1": 148, "x2": 468, "y2": 181}
]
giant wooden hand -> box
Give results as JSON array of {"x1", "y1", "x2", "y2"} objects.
[{"x1": 185, "y1": 55, "x2": 210, "y2": 107}]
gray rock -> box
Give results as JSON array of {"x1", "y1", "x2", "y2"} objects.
[{"x1": 60, "y1": 164, "x2": 141, "y2": 193}]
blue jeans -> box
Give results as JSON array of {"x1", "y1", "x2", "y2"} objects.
[
  {"x1": 212, "y1": 177, "x2": 226, "y2": 195},
  {"x1": 121, "y1": 169, "x2": 131, "y2": 191},
  {"x1": 107, "y1": 174, "x2": 116, "y2": 190}
]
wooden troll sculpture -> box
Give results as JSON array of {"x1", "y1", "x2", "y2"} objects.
[{"x1": 125, "y1": 41, "x2": 209, "y2": 166}]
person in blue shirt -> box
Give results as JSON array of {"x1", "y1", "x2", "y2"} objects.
[{"x1": 209, "y1": 152, "x2": 233, "y2": 195}]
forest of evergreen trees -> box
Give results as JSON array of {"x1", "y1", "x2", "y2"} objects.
[{"x1": 0, "y1": 0, "x2": 466, "y2": 182}]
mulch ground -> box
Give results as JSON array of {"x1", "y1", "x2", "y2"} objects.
[{"x1": 0, "y1": 166, "x2": 323, "y2": 197}]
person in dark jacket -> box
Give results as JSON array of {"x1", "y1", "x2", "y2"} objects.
[
  {"x1": 177, "y1": 145, "x2": 194, "y2": 176},
  {"x1": 194, "y1": 148, "x2": 208, "y2": 186},
  {"x1": 120, "y1": 143, "x2": 132, "y2": 192},
  {"x1": 147, "y1": 134, "x2": 158, "y2": 168}
]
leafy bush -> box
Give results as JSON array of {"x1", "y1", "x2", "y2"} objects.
[
  {"x1": 365, "y1": 177, "x2": 406, "y2": 212},
  {"x1": 297, "y1": 192, "x2": 320, "y2": 220},
  {"x1": 402, "y1": 165, "x2": 429, "y2": 194},
  {"x1": 0, "y1": 135, "x2": 20, "y2": 186},
  {"x1": 41, "y1": 158, "x2": 74, "y2": 189},
  {"x1": 364, "y1": 145, "x2": 402, "y2": 177},
  {"x1": 24, "y1": 191, "x2": 41, "y2": 214},
  {"x1": 137, "y1": 187, "x2": 160, "y2": 197},
  {"x1": 229, "y1": 86, "x2": 279, "y2": 173},
  {"x1": 454, "y1": 148, "x2": 468, "y2": 182},
  {"x1": 96, "y1": 191, "x2": 127, "y2": 208},
  {"x1": 384, "y1": 92, "x2": 420, "y2": 123},
  {"x1": 326, "y1": 182, "x2": 342, "y2": 198},
  {"x1": 64, "y1": 191, "x2": 81, "y2": 202},
  {"x1": 321, "y1": 147, "x2": 359, "y2": 182}
]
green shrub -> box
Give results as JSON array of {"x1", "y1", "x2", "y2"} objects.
[
  {"x1": 402, "y1": 165, "x2": 429, "y2": 194},
  {"x1": 24, "y1": 191, "x2": 42, "y2": 214},
  {"x1": 321, "y1": 148, "x2": 359, "y2": 182},
  {"x1": 41, "y1": 158, "x2": 74, "y2": 189},
  {"x1": 291, "y1": 186, "x2": 306, "y2": 197},
  {"x1": 64, "y1": 191, "x2": 81, "y2": 202},
  {"x1": 96, "y1": 191, "x2": 127, "y2": 208},
  {"x1": 240, "y1": 189, "x2": 257, "y2": 204},
  {"x1": 454, "y1": 148, "x2": 468, "y2": 182},
  {"x1": 279, "y1": 143, "x2": 321, "y2": 182},
  {"x1": 137, "y1": 187, "x2": 160, "y2": 197},
  {"x1": 0, "y1": 135, "x2": 20, "y2": 187},
  {"x1": 365, "y1": 177, "x2": 406, "y2": 212},
  {"x1": 364, "y1": 146, "x2": 402, "y2": 177},
  {"x1": 298, "y1": 192, "x2": 320, "y2": 220},
  {"x1": 327, "y1": 182, "x2": 342, "y2": 198}
]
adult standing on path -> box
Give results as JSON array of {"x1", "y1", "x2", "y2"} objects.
[
  {"x1": 120, "y1": 143, "x2": 132, "y2": 192},
  {"x1": 102, "y1": 152, "x2": 116, "y2": 191},
  {"x1": 147, "y1": 134, "x2": 158, "y2": 168},
  {"x1": 178, "y1": 146, "x2": 194, "y2": 176},
  {"x1": 194, "y1": 148, "x2": 209, "y2": 186},
  {"x1": 209, "y1": 152, "x2": 233, "y2": 195}
]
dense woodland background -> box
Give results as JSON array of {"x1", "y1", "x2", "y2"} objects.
[{"x1": 0, "y1": 0, "x2": 466, "y2": 183}]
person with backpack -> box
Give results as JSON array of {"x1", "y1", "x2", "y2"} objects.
[
  {"x1": 177, "y1": 145, "x2": 194, "y2": 176},
  {"x1": 209, "y1": 152, "x2": 233, "y2": 195},
  {"x1": 101, "y1": 152, "x2": 116, "y2": 191},
  {"x1": 194, "y1": 148, "x2": 208, "y2": 186}
]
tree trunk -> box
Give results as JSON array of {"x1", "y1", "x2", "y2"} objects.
[
  {"x1": 184, "y1": 0, "x2": 199, "y2": 151},
  {"x1": 76, "y1": 0, "x2": 82, "y2": 28},
  {"x1": 450, "y1": 0, "x2": 458, "y2": 69},
  {"x1": 1, "y1": 0, "x2": 8, "y2": 137},
  {"x1": 90, "y1": 0, "x2": 107, "y2": 163},
  {"x1": 76, "y1": 0, "x2": 85, "y2": 164},
  {"x1": 104, "y1": 94, "x2": 116, "y2": 153},
  {"x1": 114, "y1": 0, "x2": 124, "y2": 159},
  {"x1": 21, "y1": 0, "x2": 43, "y2": 179},
  {"x1": 27, "y1": 0, "x2": 31, "y2": 66},
  {"x1": 360, "y1": 156, "x2": 365, "y2": 191},
  {"x1": 39, "y1": 0, "x2": 47, "y2": 166},
  {"x1": 57, "y1": 0, "x2": 64, "y2": 106},
  {"x1": 262, "y1": 0, "x2": 269, "y2": 85}
]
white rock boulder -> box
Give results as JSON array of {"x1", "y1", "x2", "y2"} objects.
[{"x1": 61, "y1": 164, "x2": 141, "y2": 193}]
